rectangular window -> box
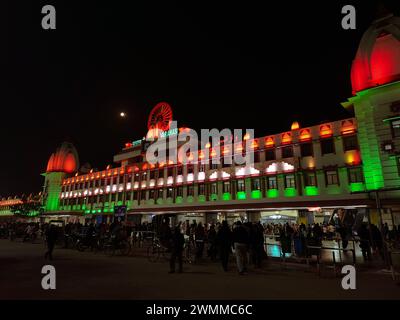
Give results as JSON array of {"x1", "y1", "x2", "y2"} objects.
[
  {"x1": 210, "y1": 159, "x2": 219, "y2": 170},
  {"x1": 133, "y1": 191, "x2": 138, "y2": 201},
  {"x1": 251, "y1": 178, "x2": 261, "y2": 190},
  {"x1": 211, "y1": 183, "x2": 218, "y2": 194},
  {"x1": 265, "y1": 149, "x2": 276, "y2": 161},
  {"x1": 222, "y1": 156, "x2": 232, "y2": 168},
  {"x1": 304, "y1": 171, "x2": 317, "y2": 186},
  {"x1": 167, "y1": 167, "x2": 174, "y2": 177},
  {"x1": 187, "y1": 165, "x2": 194, "y2": 174},
  {"x1": 150, "y1": 170, "x2": 157, "y2": 180},
  {"x1": 167, "y1": 187, "x2": 174, "y2": 198},
  {"x1": 391, "y1": 119, "x2": 400, "y2": 138},
  {"x1": 281, "y1": 146, "x2": 293, "y2": 158},
  {"x1": 325, "y1": 170, "x2": 339, "y2": 185},
  {"x1": 320, "y1": 138, "x2": 335, "y2": 155},
  {"x1": 149, "y1": 189, "x2": 155, "y2": 199},
  {"x1": 177, "y1": 186, "x2": 183, "y2": 197},
  {"x1": 157, "y1": 188, "x2": 164, "y2": 199},
  {"x1": 177, "y1": 166, "x2": 183, "y2": 175},
  {"x1": 397, "y1": 157, "x2": 400, "y2": 176},
  {"x1": 254, "y1": 151, "x2": 261, "y2": 163},
  {"x1": 348, "y1": 167, "x2": 363, "y2": 183},
  {"x1": 343, "y1": 135, "x2": 358, "y2": 151},
  {"x1": 187, "y1": 185, "x2": 194, "y2": 196},
  {"x1": 198, "y1": 164, "x2": 205, "y2": 173},
  {"x1": 141, "y1": 190, "x2": 147, "y2": 201},
  {"x1": 266, "y1": 176, "x2": 277, "y2": 189},
  {"x1": 300, "y1": 143, "x2": 313, "y2": 157},
  {"x1": 285, "y1": 174, "x2": 296, "y2": 188},
  {"x1": 199, "y1": 184, "x2": 205, "y2": 195},
  {"x1": 223, "y1": 181, "x2": 231, "y2": 193},
  {"x1": 237, "y1": 179, "x2": 245, "y2": 192}
]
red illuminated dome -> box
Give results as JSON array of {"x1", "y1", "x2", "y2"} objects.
[
  {"x1": 351, "y1": 13, "x2": 400, "y2": 94},
  {"x1": 46, "y1": 142, "x2": 79, "y2": 174}
]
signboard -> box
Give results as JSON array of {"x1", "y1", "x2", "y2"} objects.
[
  {"x1": 132, "y1": 139, "x2": 142, "y2": 147},
  {"x1": 160, "y1": 127, "x2": 178, "y2": 139},
  {"x1": 114, "y1": 205, "x2": 127, "y2": 217}
]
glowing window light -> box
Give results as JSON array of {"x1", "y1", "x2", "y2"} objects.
[
  {"x1": 113, "y1": 170, "x2": 118, "y2": 175},
  {"x1": 250, "y1": 139, "x2": 259, "y2": 149},
  {"x1": 69, "y1": 192, "x2": 73, "y2": 197},
  {"x1": 282, "y1": 162, "x2": 295, "y2": 172},
  {"x1": 235, "y1": 143, "x2": 243, "y2": 152},
  {"x1": 266, "y1": 162, "x2": 278, "y2": 173},
  {"x1": 176, "y1": 175, "x2": 183, "y2": 184},
  {"x1": 73, "y1": 192, "x2": 78, "y2": 198},
  {"x1": 243, "y1": 133, "x2": 250, "y2": 140},
  {"x1": 112, "y1": 185, "x2": 117, "y2": 192},
  {"x1": 88, "y1": 190, "x2": 92, "y2": 196},
  {"x1": 291, "y1": 121, "x2": 300, "y2": 130},
  {"x1": 61, "y1": 193, "x2": 64, "y2": 198},
  {"x1": 281, "y1": 132, "x2": 292, "y2": 144},
  {"x1": 167, "y1": 176, "x2": 174, "y2": 185},
  {"x1": 221, "y1": 171, "x2": 230, "y2": 179},
  {"x1": 141, "y1": 181, "x2": 147, "y2": 188},
  {"x1": 105, "y1": 186, "x2": 110, "y2": 193},
  {"x1": 157, "y1": 178, "x2": 164, "y2": 186},
  {"x1": 168, "y1": 160, "x2": 175, "y2": 165},
  {"x1": 299, "y1": 129, "x2": 311, "y2": 141},
  {"x1": 345, "y1": 150, "x2": 361, "y2": 165},
  {"x1": 99, "y1": 189, "x2": 104, "y2": 194},
  {"x1": 84, "y1": 190, "x2": 88, "y2": 196},
  {"x1": 209, "y1": 172, "x2": 218, "y2": 180},
  {"x1": 101, "y1": 173, "x2": 106, "y2": 177},
  {"x1": 236, "y1": 166, "x2": 260, "y2": 176},
  {"x1": 205, "y1": 142, "x2": 211, "y2": 148},
  {"x1": 319, "y1": 124, "x2": 333, "y2": 137},
  {"x1": 133, "y1": 182, "x2": 139, "y2": 189},
  {"x1": 341, "y1": 119, "x2": 356, "y2": 135},
  {"x1": 126, "y1": 183, "x2": 131, "y2": 190},
  {"x1": 118, "y1": 184, "x2": 124, "y2": 192},
  {"x1": 187, "y1": 173, "x2": 194, "y2": 182},
  {"x1": 222, "y1": 147, "x2": 230, "y2": 155},
  {"x1": 210, "y1": 149, "x2": 217, "y2": 157},
  {"x1": 94, "y1": 189, "x2": 99, "y2": 195},
  {"x1": 199, "y1": 151, "x2": 205, "y2": 160},
  {"x1": 149, "y1": 179, "x2": 155, "y2": 187},
  {"x1": 198, "y1": 172, "x2": 205, "y2": 181}
]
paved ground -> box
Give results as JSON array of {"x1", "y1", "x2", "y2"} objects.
[{"x1": 0, "y1": 239, "x2": 399, "y2": 300}]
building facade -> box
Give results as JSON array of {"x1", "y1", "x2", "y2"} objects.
[{"x1": 41, "y1": 13, "x2": 400, "y2": 228}]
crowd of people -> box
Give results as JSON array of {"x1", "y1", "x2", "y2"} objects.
[{"x1": 1, "y1": 217, "x2": 400, "y2": 273}]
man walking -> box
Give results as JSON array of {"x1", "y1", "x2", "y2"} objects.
[
  {"x1": 45, "y1": 224, "x2": 58, "y2": 260},
  {"x1": 232, "y1": 221, "x2": 249, "y2": 275},
  {"x1": 217, "y1": 221, "x2": 232, "y2": 272},
  {"x1": 169, "y1": 224, "x2": 185, "y2": 273}
]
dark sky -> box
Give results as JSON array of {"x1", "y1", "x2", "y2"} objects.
[{"x1": 3, "y1": 0, "x2": 400, "y2": 197}]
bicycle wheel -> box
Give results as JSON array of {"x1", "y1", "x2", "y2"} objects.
[{"x1": 118, "y1": 240, "x2": 130, "y2": 256}]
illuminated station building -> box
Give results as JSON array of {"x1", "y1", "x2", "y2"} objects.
[{"x1": 42, "y1": 13, "x2": 400, "y2": 227}]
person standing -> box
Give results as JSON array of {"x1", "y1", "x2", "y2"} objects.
[
  {"x1": 169, "y1": 225, "x2": 185, "y2": 273},
  {"x1": 358, "y1": 223, "x2": 371, "y2": 261},
  {"x1": 207, "y1": 225, "x2": 217, "y2": 261},
  {"x1": 45, "y1": 224, "x2": 58, "y2": 260},
  {"x1": 216, "y1": 221, "x2": 232, "y2": 272},
  {"x1": 195, "y1": 222, "x2": 205, "y2": 260},
  {"x1": 232, "y1": 221, "x2": 249, "y2": 275}
]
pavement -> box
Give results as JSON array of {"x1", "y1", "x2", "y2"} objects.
[{"x1": 0, "y1": 239, "x2": 399, "y2": 300}]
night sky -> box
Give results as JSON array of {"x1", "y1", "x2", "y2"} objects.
[{"x1": 3, "y1": 0, "x2": 400, "y2": 197}]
